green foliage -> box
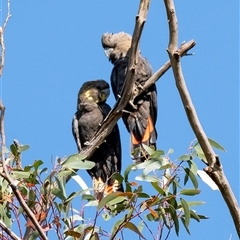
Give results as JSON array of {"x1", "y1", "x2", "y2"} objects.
[
  {"x1": 0, "y1": 140, "x2": 211, "y2": 240},
  {"x1": 193, "y1": 137, "x2": 226, "y2": 164},
  {"x1": 62, "y1": 153, "x2": 95, "y2": 169}
]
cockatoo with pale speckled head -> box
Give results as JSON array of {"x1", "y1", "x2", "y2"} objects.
[{"x1": 102, "y1": 32, "x2": 158, "y2": 162}]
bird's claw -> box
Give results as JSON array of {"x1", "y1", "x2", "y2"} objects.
[
  {"x1": 84, "y1": 141, "x2": 93, "y2": 146},
  {"x1": 129, "y1": 100, "x2": 137, "y2": 110}
]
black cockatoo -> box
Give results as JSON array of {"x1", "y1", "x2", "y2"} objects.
[
  {"x1": 101, "y1": 32, "x2": 157, "y2": 162},
  {"x1": 72, "y1": 80, "x2": 123, "y2": 200}
]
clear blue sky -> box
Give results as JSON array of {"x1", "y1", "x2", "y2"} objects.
[{"x1": 1, "y1": 1, "x2": 239, "y2": 239}]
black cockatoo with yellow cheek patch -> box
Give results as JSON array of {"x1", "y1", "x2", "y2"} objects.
[
  {"x1": 101, "y1": 32, "x2": 158, "y2": 162},
  {"x1": 72, "y1": 80, "x2": 123, "y2": 200}
]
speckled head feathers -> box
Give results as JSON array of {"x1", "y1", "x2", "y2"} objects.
[
  {"x1": 101, "y1": 32, "x2": 132, "y2": 63},
  {"x1": 78, "y1": 80, "x2": 110, "y2": 104}
]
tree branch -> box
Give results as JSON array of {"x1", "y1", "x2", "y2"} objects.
[
  {"x1": 163, "y1": 0, "x2": 240, "y2": 237},
  {"x1": 0, "y1": 0, "x2": 11, "y2": 77},
  {"x1": 134, "y1": 40, "x2": 196, "y2": 99}
]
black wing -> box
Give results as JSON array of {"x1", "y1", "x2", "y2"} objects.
[
  {"x1": 87, "y1": 103, "x2": 123, "y2": 199},
  {"x1": 72, "y1": 111, "x2": 82, "y2": 152}
]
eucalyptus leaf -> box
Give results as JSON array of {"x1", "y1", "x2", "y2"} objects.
[
  {"x1": 190, "y1": 210, "x2": 200, "y2": 222},
  {"x1": 110, "y1": 172, "x2": 124, "y2": 183},
  {"x1": 51, "y1": 187, "x2": 66, "y2": 201},
  {"x1": 151, "y1": 182, "x2": 165, "y2": 195},
  {"x1": 197, "y1": 170, "x2": 219, "y2": 190},
  {"x1": 194, "y1": 145, "x2": 207, "y2": 164},
  {"x1": 98, "y1": 192, "x2": 124, "y2": 210},
  {"x1": 142, "y1": 143, "x2": 156, "y2": 155},
  {"x1": 124, "y1": 163, "x2": 135, "y2": 182},
  {"x1": 62, "y1": 154, "x2": 95, "y2": 170},
  {"x1": 169, "y1": 204, "x2": 179, "y2": 236},
  {"x1": 167, "y1": 148, "x2": 174, "y2": 155},
  {"x1": 178, "y1": 154, "x2": 192, "y2": 161},
  {"x1": 132, "y1": 159, "x2": 157, "y2": 170},
  {"x1": 71, "y1": 174, "x2": 90, "y2": 193},
  {"x1": 85, "y1": 200, "x2": 98, "y2": 207},
  {"x1": 160, "y1": 206, "x2": 170, "y2": 228},
  {"x1": 33, "y1": 160, "x2": 43, "y2": 171},
  {"x1": 28, "y1": 232, "x2": 39, "y2": 240},
  {"x1": 57, "y1": 170, "x2": 74, "y2": 178},
  {"x1": 197, "y1": 214, "x2": 209, "y2": 219},
  {"x1": 82, "y1": 194, "x2": 95, "y2": 201},
  {"x1": 180, "y1": 198, "x2": 190, "y2": 227},
  {"x1": 184, "y1": 168, "x2": 198, "y2": 189},
  {"x1": 178, "y1": 201, "x2": 206, "y2": 209},
  {"x1": 179, "y1": 189, "x2": 201, "y2": 196},
  {"x1": 64, "y1": 190, "x2": 88, "y2": 204},
  {"x1": 142, "y1": 159, "x2": 163, "y2": 175},
  {"x1": 111, "y1": 218, "x2": 125, "y2": 239},
  {"x1": 55, "y1": 176, "x2": 66, "y2": 199},
  {"x1": 11, "y1": 170, "x2": 30, "y2": 179},
  {"x1": 137, "y1": 192, "x2": 150, "y2": 198},
  {"x1": 138, "y1": 220, "x2": 144, "y2": 233},
  {"x1": 208, "y1": 138, "x2": 226, "y2": 152},
  {"x1": 180, "y1": 217, "x2": 191, "y2": 235},
  {"x1": 124, "y1": 222, "x2": 146, "y2": 239},
  {"x1": 18, "y1": 145, "x2": 30, "y2": 153},
  {"x1": 10, "y1": 144, "x2": 17, "y2": 156},
  {"x1": 135, "y1": 175, "x2": 159, "y2": 182},
  {"x1": 39, "y1": 167, "x2": 48, "y2": 175},
  {"x1": 150, "y1": 150, "x2": 165, "y2": 159},
  {"x1": 108, "y1": 196, "x2": 126, "y2": 205},
  {"x1": 187, "y1": 160, "x2": 198, "y2": 175}
]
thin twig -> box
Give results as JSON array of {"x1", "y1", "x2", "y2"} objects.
[
  {"x1": 163, "y1": 0, "x2": 240, "y2": 237},
  {"x1": 3, "y1": 0, "x2": 11, "y2": 30},
  {"x1": 134, "y1": 40, "x2": 196, "y2": 100},
  {"x1": 0, "y1": 0, "x2": 11, "y2": 77},
  {"x1": 137, "y1": 214, "x2": 156, "y2": 240},
  {"x1": 11, "y1": 204, "x2": 23, "y2": 239}
]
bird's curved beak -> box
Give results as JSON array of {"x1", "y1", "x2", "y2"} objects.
[
  {"x1": 100, "y1": 88, "x2": 110, "y2": 102},
  {"x1": 104, "y1": 48, "x2": 113, "y2": 58}
]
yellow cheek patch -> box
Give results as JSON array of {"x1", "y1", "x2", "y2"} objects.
[
  {"x1": 84, "y1": 90, "x2": 91, "y2": 98},
  {"x1": 84, "y1": 90, "x2": 95, "y2": 101}
]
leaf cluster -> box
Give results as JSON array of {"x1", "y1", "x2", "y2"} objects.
[{"x1": 0, "y1": 137, "x2": 225, "y2": 239}]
